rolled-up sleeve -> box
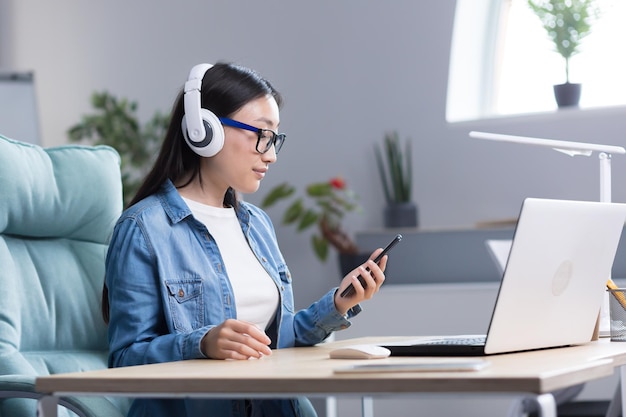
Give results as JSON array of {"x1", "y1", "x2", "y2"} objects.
[{"x1": 291, "y1": 288, "x2": 361, "y2": 346}]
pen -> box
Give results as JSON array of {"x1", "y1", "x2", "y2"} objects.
[{"x1": 606, "y1": 278, "x2": 626, "y2": 310}]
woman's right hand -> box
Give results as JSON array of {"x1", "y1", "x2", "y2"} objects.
[{"x1": 201, "y1": 319, "x2": 272, "y2": 360}]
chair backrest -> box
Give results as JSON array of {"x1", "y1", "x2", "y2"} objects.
[{"x1": 0, "y1": 135, "x2": 125, "y2": 415}]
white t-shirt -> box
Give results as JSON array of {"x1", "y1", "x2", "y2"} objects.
[{"x1": 183, "y1": 197, "x2": 279, "y2": 331}]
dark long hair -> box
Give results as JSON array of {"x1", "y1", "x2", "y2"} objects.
[{"x1": 102, "y1": 62, "x2": 283, "y2": 323}]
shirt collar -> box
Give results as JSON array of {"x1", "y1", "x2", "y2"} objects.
[
  {"x1": 158, "y1": 179, "x2": 193, "y2": 224},
  {"x1": 157, "y1": 179, "x2": 252, "y2": 227}
]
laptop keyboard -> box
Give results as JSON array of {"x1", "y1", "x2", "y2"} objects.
[{"x1": 418, "y1": 336, "x2": 486, "y2": 346}]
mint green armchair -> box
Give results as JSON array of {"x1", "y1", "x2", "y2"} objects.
[{"x1": 0, "y1": 135, "x2": 130, "y2": 416}]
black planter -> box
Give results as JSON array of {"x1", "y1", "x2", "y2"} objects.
[
  {"x1": 384, "y1": 202, "x2": 418, "y2": 228},
  {"x1": 553, "y1": 83, "x2": 581, "y2": 108},
  {"x1": 338, "y1": 253, "x2": 371, "y2": 277}
]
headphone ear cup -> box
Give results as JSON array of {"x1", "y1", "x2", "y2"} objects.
[{"x1": 181, "y1": 109, "x2": 225, "y2": 157}]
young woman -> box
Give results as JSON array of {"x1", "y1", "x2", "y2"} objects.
[{"x1": 104, "y1": 62, "x2": 388, "y2": 417}]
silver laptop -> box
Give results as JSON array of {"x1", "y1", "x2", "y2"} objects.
[{"x1": 383, "y1": 198, "x2": 626, "y2": 356}]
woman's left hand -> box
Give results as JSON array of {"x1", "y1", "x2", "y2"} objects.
[{"x1": 334, "y1": 248, "x2": 387, "y2": 315}]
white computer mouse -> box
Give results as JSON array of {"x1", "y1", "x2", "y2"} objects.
[{"x1": 329, "y1": 344, "x2": 391, "y2": 359}]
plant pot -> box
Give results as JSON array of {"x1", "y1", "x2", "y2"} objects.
[
  {"x1": 338, "y1": 253, "x2": 371, "y2": 277},
  {"x1": 553, "y1": 83, "x2": 581, "y2": 108},
  {"x1": 384, "y1": 202, "x2": 418, "y2": 228}
]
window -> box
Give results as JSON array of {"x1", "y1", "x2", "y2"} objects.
[{"x1": 447, "y1": 0, "x2": 626, "y2": 122}]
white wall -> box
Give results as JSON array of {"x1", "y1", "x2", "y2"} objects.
[{"x1": 2, "y1": 0, "x2": 626, "y2": 311}]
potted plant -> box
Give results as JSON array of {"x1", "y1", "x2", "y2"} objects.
[
  {"x1": 262, "y1": 177, "x2": 361, "y2": 261},
  {"x1": 262, "y1": 177, "x2": 367, "y2": 275},
  {"x1": 67, "y1": 91, "x2": 170, "y2": 206},
  {"x1": 527, "y1": 0, "x2": 601, "y2": 107},
  {"x1": 374, "y1": 131, "x2": 417, "y2": 228}
]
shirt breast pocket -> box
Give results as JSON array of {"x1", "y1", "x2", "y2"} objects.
[{"x1": 165, "y1": 278, "x2": 204, "y2": 332}]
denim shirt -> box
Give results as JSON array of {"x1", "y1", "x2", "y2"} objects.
[{"x1": 105, "y1": 180, "x2": 360, "y2": 417}]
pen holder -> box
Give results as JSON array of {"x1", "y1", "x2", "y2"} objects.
[{"x1": 608, "y1": 288, "x2": 626, "y2": 341}]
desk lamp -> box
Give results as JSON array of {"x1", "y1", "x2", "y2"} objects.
[
  {"x1": 469, "y1": 131, "x2": 625, "y2": 203},
  {"x1": 469, "y1": 131, "x2": 626, "y2": 335}
]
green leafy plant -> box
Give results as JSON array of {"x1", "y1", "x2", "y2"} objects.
[
  {"x1": 68, "y1": 91, "x2": 170, "y2": 206},
  {"x1": 527, "y1": 0, "x2": 601, "y2": 83},
  {"x1": 261, "y1": 177, "x2": 361, "y2": 261},
  {"x1": 374, "y1": 131, "x2": 413, "y2": 204}
]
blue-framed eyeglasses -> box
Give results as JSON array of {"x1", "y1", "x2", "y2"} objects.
[{"x1": 219, "y1": 117, "x2": 286, "y2": 154}]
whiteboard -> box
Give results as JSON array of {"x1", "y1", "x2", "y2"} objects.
[{"x1": 0, "y1": 71, "x2": 40, "y2": 144}]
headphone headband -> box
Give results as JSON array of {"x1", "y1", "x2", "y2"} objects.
[{"x1": 183, "y1": 64, "x2": 213, "y2": 142}]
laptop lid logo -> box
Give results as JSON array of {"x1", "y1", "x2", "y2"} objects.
[{"x1": 552, "y1": 260, "x2": 573, "y2": 296}]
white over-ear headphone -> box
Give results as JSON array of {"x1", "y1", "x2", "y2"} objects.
[{"x1": 181, "y1": 63, "x2": 225, "y2": 157}]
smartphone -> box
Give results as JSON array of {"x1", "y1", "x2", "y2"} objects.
[{"x1": 339, "y1": 234, "x2": 402, "y2": 298}]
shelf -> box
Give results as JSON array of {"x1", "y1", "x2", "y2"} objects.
[{"x1": 356, "y1": 226, "x2": 626, "y2": 285}]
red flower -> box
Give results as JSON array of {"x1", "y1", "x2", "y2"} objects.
[{"x1": 329, "y1": 177, "x2": 345, "y2": 190}]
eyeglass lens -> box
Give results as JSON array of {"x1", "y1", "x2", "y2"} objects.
[{"x1": 257, "y1": 130, "x2": 286, "y2": 154}]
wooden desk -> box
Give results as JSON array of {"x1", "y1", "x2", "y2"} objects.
[{"x1": 35, "y1": 337, "x2": 626, "y2": 417}]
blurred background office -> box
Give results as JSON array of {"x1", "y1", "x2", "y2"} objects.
[
  {"x1": 3, "y1": 1, "x2": 625, "y2": 416},
  {"x1": 2, "y1": 0, "x2": 624, "y2": 308}
]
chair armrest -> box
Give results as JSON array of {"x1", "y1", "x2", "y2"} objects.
[
  {"x1": 58, "y1": 395, "x2": 128, "y2": 417},
  {"x1": 0, "y1": 375, "x2": 126, "y2": 417},
  {"x1": 0, "y1": 374, "x2": 38, "y2": 399}
]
